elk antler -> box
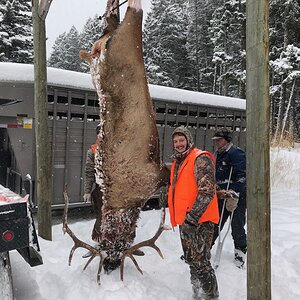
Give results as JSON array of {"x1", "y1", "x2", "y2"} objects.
[
  {"x1": 63, "y1": 187, "x2": 104, "y2": 284},
  {"x1": 120, "y1": 207, "x2": 171, "y2": 281}
]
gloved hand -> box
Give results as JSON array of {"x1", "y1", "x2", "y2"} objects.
[
  {"x1": 225, "y1": 190, "x2": 239, "y2": 212},
  {"x1": 181, "y1": 219, "x2": 197, "y2": 240},
  {"x1": 83, "y1": 193, "x2": 91, "y2": 203},
  {"x1": 217, "y1": 189, "x2": 238, "y2": 199}
]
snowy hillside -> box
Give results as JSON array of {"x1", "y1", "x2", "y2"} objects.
[{"x1": 8, "y1": 148, "x2": 300, "y2": 300}]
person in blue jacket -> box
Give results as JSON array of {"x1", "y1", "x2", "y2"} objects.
[{"x1": 211, "y1": 128, "x2": 247, "y2": 268}]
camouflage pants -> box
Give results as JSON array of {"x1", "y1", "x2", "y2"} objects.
[
  {"x1": 180, "y1": 222, "x2": 219, "y2": 299},
  {"x1": 91, "y1": 186, "x2": 103, "y2": 242}
]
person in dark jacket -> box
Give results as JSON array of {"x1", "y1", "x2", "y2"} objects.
[
  {"x1": 83, "y1": 124, "x2": 144, "y2": 265},
  {"x1": 83, "y1": 124, "x2": 103, "y2": 242},
  {"x1": 212, "y1": 128, "x2": 247, "y2": 268}
]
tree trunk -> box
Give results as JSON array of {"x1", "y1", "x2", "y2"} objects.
[
  {"x1": 32, "y1": 0, "x2": 52, "y2": 240},
  {"x1": 246, "y1": 0, "x2": 271, "y2": 299},
  {"x1": 213, "y1": 64, "x2": 217, "y2": 94},
  {"x1": 280, "y1": 78, "x2": 296, "y2": 142},
  {"x1": 195, "y1": 3, "x2": 201, "y2": 92},
  {"x1": 274, "y1": 80, "x2": 286, "y2": 142},
  {"x1": 288, "y1": 80, "x2": 297, "y2": 144},
  {"x1": 239, "y1": 18, "x2": 246, "y2": 99}
]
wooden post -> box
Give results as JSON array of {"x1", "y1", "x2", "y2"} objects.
[
  {"x1": 32, "y1": 0, "x2": 52, "y2": 240},
  {"x1": 246, "y1": 0, "x2": 271, "y2": 299}
]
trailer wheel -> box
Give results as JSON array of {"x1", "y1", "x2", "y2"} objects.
[{"x1": 0, "y1": 252, "x2": 14, "y2": 300}]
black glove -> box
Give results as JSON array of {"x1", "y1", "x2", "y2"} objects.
[{"x1": 181, "y1": 219, "x2": 197, "y2": 240}]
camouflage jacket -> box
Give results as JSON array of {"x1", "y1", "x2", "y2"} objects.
[{"x1": 84, "y1": 146, "x2": 96, "y2": 194}]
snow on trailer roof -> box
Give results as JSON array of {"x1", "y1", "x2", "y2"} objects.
[
  {"x1": 0, "y1": 62, "x2": 93, "y2": 91},
  {"x1": 148, "y1": 85, "x2": 245, "y2": 110},
  {"x1": 0, "y1": 62, "x2": 246, "y2": 110}
]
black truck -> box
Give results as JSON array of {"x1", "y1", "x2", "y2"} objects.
[{"x1": 0, "y1": 185, "x2": 43, "y2": 299}]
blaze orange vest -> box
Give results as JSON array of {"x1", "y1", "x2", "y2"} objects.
[
  {"x1": 168, "y1": 148, "x2": 219, "y2": 227},
  {"x1": 91, "y1": 144, "x2": 97, "y2": 154}
]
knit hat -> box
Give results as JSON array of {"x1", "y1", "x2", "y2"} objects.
[
  {"x1": 172, "y1": 126, "x2": 194, "y2": 158},
  {"x1": 212, "y1": 127, "x2": 232, "y2": 142}
]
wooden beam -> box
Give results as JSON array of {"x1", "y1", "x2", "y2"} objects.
[
  {"x1": 246, "y1": 0, "x2": 271, "y2": 299},
  {"x1": 32, "y1": 0, "x2": 52, "y2": 240}
]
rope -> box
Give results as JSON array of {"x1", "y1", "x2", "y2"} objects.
[{"x1": 99, "y1": 0, "x2": 128, "y2": 20}]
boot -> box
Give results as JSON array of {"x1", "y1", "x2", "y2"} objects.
[
  {"x1": 234, "y1": 248, "x2": 246, "y2": 268},
  {"x1": 199, "y1": 293, "x2": 219, "y2": 300},
  {"x1": 192, "y1": 281, "x2": 219, "y2": 299},
  {"x1": 191, "y1": 279, "x2": 201, "y2": 300}
]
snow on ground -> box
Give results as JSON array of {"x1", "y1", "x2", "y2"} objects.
[{"x1": 8, "y1": 148, "x2": 300, "y2": 300}]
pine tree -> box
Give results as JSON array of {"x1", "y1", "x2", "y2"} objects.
[
  {"x1": 159, "y1": 1, "x2": 189, "y2": 88},
  {"x1": 63, "y1": 26, "x2": 82, "y2": 71},
  {"x1": 271, "y1": 44, "x2": 300, "y2": 141},
  {"x1": 0, "y1": 1, "x2": 7, "y2": 61},
  {"x1": 209, "y1": 0, "x2": 246, "y2": 97},
  {"x1": 0, "y1": 0, "x2": 33, "y2": 63},
  {"x1": 143, "y1": 0, "x2": 189, "y2": 88},
  {"x1": 79, "y1": 15, "x2": 105, "y2": 73},
  {"x1": 48, "y1": 32, "x2": 67, "y2": 69},
  {"x1": 143, "y1": 0, "x2": 170, "y2": 85},
  {"x1": 48, "y1": 26, "x2": 82, "y2": 72},
  {"x1": 49, "y1": 16, "x2": 105, "y2": 73},
  {"x1": 269, "y1": 0, "x2": 300, "y2": 141},
  {"x1": 185, "y1": 0, "x2": 222, "y2": 93}
]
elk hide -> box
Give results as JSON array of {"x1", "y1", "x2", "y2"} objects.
[{"x1": 80, "y1": 0, "x2": 165, "y2": 272}]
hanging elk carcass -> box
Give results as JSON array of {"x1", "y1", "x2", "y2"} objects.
[{"x1": 63, "y1": 0, "x2": 170, "y2": 284}]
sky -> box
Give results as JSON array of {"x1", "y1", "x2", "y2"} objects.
[
  {"x1": 2, "y1": 148, "x2": 300, "y2": 299},
  {"x1": 46, "y1": 0, "x2": 152, "y2": 57}
]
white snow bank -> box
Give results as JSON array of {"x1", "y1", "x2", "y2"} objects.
[
  {"x1": 0, "y1": 62, "x2": 246, "y2": 110},
  {"x1": 271, "y1": 147, "x2": 300, "y2": 191},
  {"x1": 10, "y1": 190, "x2": 300, "y2": 300}
]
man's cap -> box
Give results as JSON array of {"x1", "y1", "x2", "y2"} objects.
[{"x1": 212, "y1": 128, "x2": 232, "y2": 141}]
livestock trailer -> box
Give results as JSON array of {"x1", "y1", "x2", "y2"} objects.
[{"x1": 0, "y1": 62, "x2": 246, "y2": 208}]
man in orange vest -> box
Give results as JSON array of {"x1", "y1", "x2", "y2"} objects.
[{"x1": 167, "y1": 126, "x2": 220, "y2": 300}]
